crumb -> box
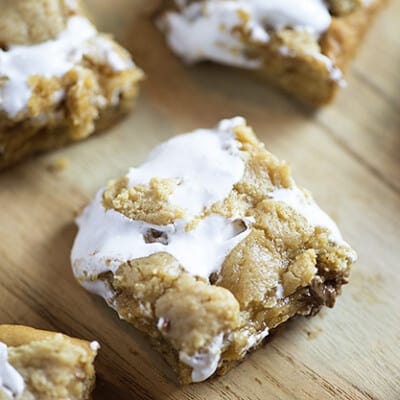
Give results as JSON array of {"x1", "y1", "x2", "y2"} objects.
[
  {"x1": 46, "y1": 157, "x2": 69, "y2": 172},
  {"x1": 129, "y1": 347, "x2": 139, "y2": 356},
  {"x1": 305, "y1": 326, "x2": 323, "y2": 340}
]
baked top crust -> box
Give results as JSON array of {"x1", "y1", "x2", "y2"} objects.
[
  {"x1": 0, "y1": 325, "x2": 94, "y2": 352},
  {"x1": 0, "y1": 325, "x2": 98, "y2": 400},
  {"x1": 0, "y1": 0, "x2": 84, "y2": 46},
  {"x1": 71, "y1": 117, "x2": 356, "y2": 383}
]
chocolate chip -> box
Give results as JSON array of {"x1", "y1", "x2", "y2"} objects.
[{"x1": 143, "y1": 228, "x2": 169, "y2": 245}]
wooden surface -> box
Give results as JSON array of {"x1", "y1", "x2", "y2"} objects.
[{"x1": 1, "y1": 1, "x2": 399, "y2": 399}]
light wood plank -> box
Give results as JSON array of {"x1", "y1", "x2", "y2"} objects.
[{"x1": 0, "y1": 1, "x2": 399, "y2": 399}]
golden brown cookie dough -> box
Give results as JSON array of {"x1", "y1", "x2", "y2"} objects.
[
  {"x1": 0, "y1": 0, "x2": 80, "y2": 46},
  {"x1": 0, "y1": 325, "x2": 98, "y2": 400},
  {"x1": 71, "y1": 117, "x2": 356, "y2": 384},
  {"x1": 0, "y1": 0, "x2": 143, "y2": 170}
]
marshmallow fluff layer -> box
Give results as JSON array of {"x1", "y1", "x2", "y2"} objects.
[
  {"x1": 71, "y1": 117, "x2": 354, "y2": 382},
  {"x1": 158, "y1": 0, "x2": 342, "y2": 79},
  {"x1": 72, "y1": 117, "x2": 251, "y2": 285},
  {"x1": 0, "y1": 15, "x2": 134, "y2": 118},
  {"x1": 72, "y1": 117, "x2": 353, "y2": 284},
  {"x1": 159, "y1": 0, "x2": 330, "y2": 64},
  {"x1": 0, "y1": 343, "x2": 24, "y2": 399}
]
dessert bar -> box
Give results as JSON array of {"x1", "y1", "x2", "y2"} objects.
[
  {"x1": 0, "y1": 325, "x2": 98, "y2": 399},
  {"x1": 71, "y1": 117, "x2": 356, "y2": 383},
  {"x1": 0, "y1": 0, "x2": 143, "y2": 169},
  {"x1": 158, "y1": 0, "x2": 386, "y2": 104}
]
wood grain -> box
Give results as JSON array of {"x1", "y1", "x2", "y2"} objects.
[{"x1": 0, "y1": 1, "x2": 399, "y2": 399}]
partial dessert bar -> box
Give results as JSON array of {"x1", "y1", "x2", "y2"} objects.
[
  {"x1": 158, "y1": 0, "x2": 386, "y2": 105},
  {"x1": 71, "y1": 117, "x2": 356, "y2": 384},
  {"x1": 0, "y1": 0, "x2": 143, "y2": 169},
  {"x1": 0, "y1": 325, "x2": 98, "y2": 399}
]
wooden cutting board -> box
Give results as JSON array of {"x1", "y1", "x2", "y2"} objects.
[{"x1": 0, "y1": 1, "x2": 399, "y2": 399}]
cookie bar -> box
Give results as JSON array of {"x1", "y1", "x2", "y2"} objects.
[
  {"x1": 0, "y1": 0, "x2": 143, "y2": 169},
  {"x1": 0, "y1": 325, "x2": 99, "y2": 399},
  {"x1": 71, "y1": 117, "x2": 356, "y2": 384},
  {"x1": 157, "y1": 0, "x2": 386, "y2": 105}
]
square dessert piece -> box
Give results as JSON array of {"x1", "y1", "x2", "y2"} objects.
[
  {"x1": 71, "y1": 117, "x2": 356, "y2": 384},
  {"x1": 0, "y1": 0, "x2": 143, "y2": 170},
  {"x1": 0, "y1": 325, "x2": 98, "y2": 400},
  {"x1": 157, "y1": 0, "x2": 386, "y2": 105}
]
